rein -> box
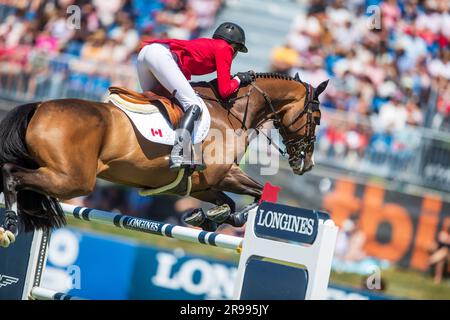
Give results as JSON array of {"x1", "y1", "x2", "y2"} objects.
[
  {"x1": 197, "y1": 84, "x2": 288, "y2": 156},
  {"x1": 196, "y1": 79, "x2": 320, "y2": 160}
]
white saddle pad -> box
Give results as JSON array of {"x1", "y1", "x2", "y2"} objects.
[{"x1": 108, "y1": 94, "x2": 211, "y2": 145}]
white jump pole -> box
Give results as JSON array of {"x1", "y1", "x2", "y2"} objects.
[
  {"x1": 60, "y1": 203, "x2": 243, "y2": 252},
  {"x1": 30, "y1": 287, "x2": 85, "y2": 300}
]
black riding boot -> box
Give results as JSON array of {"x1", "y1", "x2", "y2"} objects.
[{"x1": 169, "y1": 104, "x2": 202, "y2": 171}]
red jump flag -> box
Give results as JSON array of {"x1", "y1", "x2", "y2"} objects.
[{"x1": 259, "y1": 182, "x2": 282, "y2": 204}]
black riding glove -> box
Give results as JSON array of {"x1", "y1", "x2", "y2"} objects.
[{"x1": 235, "y1": 71, "x2": 254, "y2": 86}]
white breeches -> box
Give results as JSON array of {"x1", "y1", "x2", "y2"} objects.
[{"x1": 137, "y1": 43, "x2": 205, "y2": 112}]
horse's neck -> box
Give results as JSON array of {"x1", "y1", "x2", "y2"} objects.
[
  {"x1": 235, "y1": 79, "x2": 298, "y2": 130},
  {"x1": 195, "y1": 79, "x2": 300, "y2": 130}
]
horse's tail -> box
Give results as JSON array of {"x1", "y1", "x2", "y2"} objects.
[
  {"x1": 0, "y1": 103, "x2": 38, "y2": 168},
  {"x1": 0, "y1": 102, "x2": 65, "y2": 232}
]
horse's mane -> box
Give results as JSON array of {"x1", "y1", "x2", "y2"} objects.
[
  {"x1": 190, "y1": 72, "x2": 302, "y2": 103},
  {"x1": 254, "y1": 72, "x2": 295, "y2": 81},
  {"x1": 191, "y1": 72, "x2": 296, "y2": 89}
]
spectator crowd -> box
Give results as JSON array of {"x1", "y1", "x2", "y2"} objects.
[
  {"x1": 270, "y1": 0, "x2": 450, "y2": 181},
  {"x1": 0, "y1": 0, "x2": 222, "y2": 100}
]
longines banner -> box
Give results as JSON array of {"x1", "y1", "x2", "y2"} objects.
[
  {"x1": 269, "y1": 169, "x2": 450, "y2": 271},
  {"x1": 255, "y1": 202, "x2": 321, "y2": 245}
]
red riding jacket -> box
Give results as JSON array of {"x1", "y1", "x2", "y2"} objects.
[{"x1": 143, "y1": 38, "x2": 240, "y2": 99}]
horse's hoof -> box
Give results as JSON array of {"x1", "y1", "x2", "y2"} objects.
[
  {"x1": 183, "y1": 208, "x2": 206, "y2": 227},
  {"x1": 182, "y1": 209, "x2": 218, "y2": 232},
  {"x1": 206, "y1": 204, "x2": 231, "y2": 223},
  {"x1": 0, "y1": 227, "x2": 15, "y2": 248}
]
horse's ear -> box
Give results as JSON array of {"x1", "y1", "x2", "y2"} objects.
[
  {"x1": 294, "y1": 72, "x2": 301, "y2": 82},
  {"x1": 314, "y1": 79, "x2": 329, "y2": 98}
]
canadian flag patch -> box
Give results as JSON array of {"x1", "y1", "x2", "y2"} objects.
[{"x1": 151, "y1": 128, "x2": 163, "y2": 137}]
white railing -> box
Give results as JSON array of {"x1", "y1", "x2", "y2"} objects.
[
  {"x1": 0, "y1": 49, "x2": 138, "y2": 102},
  {"x1": 315, "y1": 108, "x2": 450, "y2": 191}
]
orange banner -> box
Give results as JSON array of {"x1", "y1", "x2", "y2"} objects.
[{"x1": 321, "y1": 178, "x2": 449, "y2": 270}]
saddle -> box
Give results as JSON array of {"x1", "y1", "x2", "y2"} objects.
[{"x1": 108, "y1": 86, "x2": 184, "y2": 127}]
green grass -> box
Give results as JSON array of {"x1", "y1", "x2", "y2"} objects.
[
  {"x1": 330, "y1": 268, "x2": 450, "y2": 300},
  {"x1": 67, "y1": 219, "x2": 450, "y2": 300}
]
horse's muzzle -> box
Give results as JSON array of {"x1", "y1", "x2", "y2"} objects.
[
  {"x1": 290, "y1": 157, "x2": 305, "y2": 175},
  {"x1": 290, "y1": 156, "x2": 314, "y2": 175}
]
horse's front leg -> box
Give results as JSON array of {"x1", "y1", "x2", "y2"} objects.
[
  {"x1": 186, "y1": 164, "x2": 263, "y2": 230},
  {"x1": 215, "y1": 164, "x2": 263, "y2": 198},
  {"x1": 186, "y1": 189, "x2": 236, "y2": 231},
  {"x1": 210, "y1": 164, "x2": 263, "y2": 227}
]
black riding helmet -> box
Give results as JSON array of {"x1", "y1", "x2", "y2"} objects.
[{"x1": 212, "y1": 22, "x2": 248, "y2": 53}]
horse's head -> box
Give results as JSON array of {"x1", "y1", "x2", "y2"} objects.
[{"x1": 278, "y1": 73, "x2": 328, "y2": 175}]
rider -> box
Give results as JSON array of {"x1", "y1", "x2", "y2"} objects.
[{"x1": 138, "y1": 22, "x2": 254, "y2": 171}]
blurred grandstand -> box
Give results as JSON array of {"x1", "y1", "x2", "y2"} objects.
[{"x1": 0, "y1": 0, "x2": 449, "y2": 291}]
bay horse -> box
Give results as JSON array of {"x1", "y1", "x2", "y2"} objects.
[{"x1": 0, "y1": 72, "x2": 328, "y2": 247}]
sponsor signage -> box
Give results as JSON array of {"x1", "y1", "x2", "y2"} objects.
[
  {"x1": 250, "y1": 167, "x2": 450, "y2": 271},
  {"x1": 0, "y1": 208, "x2": 48, "y2": 300},
  {"x1": 44, "y1": 229, "x2": 135, "y2": 300},
  {"x1": 254, "y1": 202, "x2": 323, "y2": 244}
]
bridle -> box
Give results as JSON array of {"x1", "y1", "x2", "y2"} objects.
[
  {"x1": 274, "y1": 81, "x2": 321, "y2": 165},
  {"x1": 197, "y1": 76, "x2": 321, "y2": 165}
]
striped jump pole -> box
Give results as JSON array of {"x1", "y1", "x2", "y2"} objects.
[
  {"x1": 61, "y1": 203, "x2": 243, "y2": 252},
  {"x1": 30, "y1": 287, "x2": 85, "y2": 300}
]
